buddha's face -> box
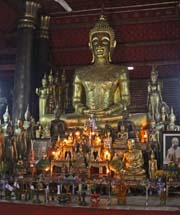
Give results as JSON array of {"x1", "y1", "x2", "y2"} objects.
[
  {"x1": 151, "y1": 121, "x2": 156, "y2": 128},
  {"x1": 151, "y1": 152, "x2": 155, "y2": 159},
  {"x1": 151, "y1": 73, "x2": 157, "y2": 83},
  {"x1": 90, "y1": 32, "x2": 111, "y2": 61},
  {"x1": 48, "y1": 75, "x2": 53, "y2": 84},
  {"x1": 172, "y1": 137, "x2": 179, "y2": 149},
  {"x1": 170, "y1": 114, "x2": 175, "y2": 122},
  {"x1": 161, "y1": 106, "x2": 166, "y2": 113},
  {"x1": 42, "y1": 79, "x2": 47, "y2": 87}
]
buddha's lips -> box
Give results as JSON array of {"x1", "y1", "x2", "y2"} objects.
[{"x1": 96, "y1": 49, "x2": 104, "y2": 55}]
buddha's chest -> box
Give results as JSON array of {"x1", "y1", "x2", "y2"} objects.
[
  {"x1": 82, "y1": 72, "x2": 119, "y2": 91},
  {"x1": 126, "y1": 153, "x2": 137, "y2": 162},
  {"x1": 80, "y1": 67, "x2": 119, "y2": 89},
  {"x1": 150, "y1": 84, "x2": 158, "y2": 92},
  {"x1": 83, "y1": 80, "x2": 116, "y2": 93}
]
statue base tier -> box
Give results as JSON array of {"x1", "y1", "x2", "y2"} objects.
[
  {"x1": 121, "y1": 174, "x2": 146, "y2": 181},
  {"x1": 40, "y1": 112, "x2": 147, "y2": 129}
]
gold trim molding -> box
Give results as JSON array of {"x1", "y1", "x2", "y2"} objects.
[
  {"x1": 18, "y1": 1, "x2": 40, "y2": 29},
  {"x1": 39, "y1": 16, "x2": 51, "y2": 39}
]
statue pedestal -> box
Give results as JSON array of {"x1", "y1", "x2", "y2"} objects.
[
  {"x1": 40, "y1": 112, "x2": 147, "y2": 129},
  {"x1": 122, "y1": 174, "x2": 146, "y2": 181}
]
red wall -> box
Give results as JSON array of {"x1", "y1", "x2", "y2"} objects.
[{"x1": 49, "y1": 3, "x2": 180, "y2": 117}]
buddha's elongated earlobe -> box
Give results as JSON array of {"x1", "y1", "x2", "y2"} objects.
[{"x1": 89, "y1": 41, "x2": 95, "y2": 63}]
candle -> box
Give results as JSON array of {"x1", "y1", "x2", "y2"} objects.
[
  {"x1": 31, "y1": 140, "x2": 34, "y2": 151},
  {"x1": 57, "y1": 185, "x2": 61, "y2": 195},
  {"x1": 78, "y1": 184, "x2": 82, "y2": 192}
]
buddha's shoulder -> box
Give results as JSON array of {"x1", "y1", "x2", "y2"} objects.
[
  {"x1": 110, "y1": 64, "x2": 128, "y2": 72},
  {"x1": 75, "y1": 65, "x2": 92, "y2": 73},
  {"x1": 75, "y1": 64, "x2": 128, "y2": 74}
]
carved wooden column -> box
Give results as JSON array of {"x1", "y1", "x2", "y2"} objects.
[
  {"x1": 12, "y1": 1, "x2": 40, "y2": 121},
  {"x1": 38, "y1": 16, "x2": 50, "y2": 79},
  {"x1": 32, "y1": 16, "x2": 50, "y2": 119}
]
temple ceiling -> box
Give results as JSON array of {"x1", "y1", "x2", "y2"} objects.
[{"x1": 0, "y1": 0, "x2": 179, "y2": 78}]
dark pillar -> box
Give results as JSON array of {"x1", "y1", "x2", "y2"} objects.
[
  {"x1": 12, "y1": 1, "x2": 40, "y2": 122},
  {"x1": 37, "y1": 16, "x2": 50, "y2": 80},
  {"x1": 32, "y1": 15, "x2": 50, "y2": 120}
]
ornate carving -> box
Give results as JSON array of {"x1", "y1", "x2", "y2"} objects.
[
  {"x1": 39, "y1": 16, "x2": 50, "y2": 39},
  {"x1": 18, "y1": 1, "x2": 40, "y2": 29}
]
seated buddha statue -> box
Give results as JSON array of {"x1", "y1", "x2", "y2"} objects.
[
  {"x1": 39, "y1": 15, "x2": 147, "y2": 128},
  {"x1": 50, "y1": 106, "x2": 67, "y2": 147},
  {"x1": 73, "y1": 14, "x2": 130, "y2": 118},
  {"x1": 122, "y1": 138, "x2": 145, "y2": 180},
  {"x1": 117, "y1": 107, "x2": 136, "y2": 138}
]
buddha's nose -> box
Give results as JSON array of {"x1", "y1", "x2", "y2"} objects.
[{"x1": 97, "y1": 45, "x2": 103, "y2": 50}]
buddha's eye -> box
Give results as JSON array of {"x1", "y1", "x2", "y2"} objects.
[
  {"x1": 102, "y1": 39, "x2": 109, "y2": 45},
  {"x1": 92, "y1": 40, "x2": 98, "y2": 46}
]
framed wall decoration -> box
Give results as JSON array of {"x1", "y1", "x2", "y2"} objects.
[
  {"x1": 162, "y1": 132, "x2": 180, "y2": 165},
  {"x1": 32, "y1": 138, "x2": 51, "y2": 161}
]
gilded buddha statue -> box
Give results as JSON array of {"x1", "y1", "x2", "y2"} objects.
[
  {"x1": 121, "y1": 138, "x2": 145, "y2": 180},
  {"x1": 73, "y1": 15, "x2": 130, "y2": 118},
  {"x1": 36, "y1": 74, "x2": 48, "y2": 118},
  {"x1": 147, "y1": 66, "x2": 164, "y2": 123},
  {"x1": 39, "y1": 15, "x2": 147, "y2": 128}
]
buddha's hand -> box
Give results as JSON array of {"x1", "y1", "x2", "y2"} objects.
[
  {"x1": 120, "y1": 169, "x2": 126, "y2": 175},
  {"x1": 83, "y1": 108, "x2": 91, "y2": 115},
  {"x1": 105, "y1": 109, "x2": 112, "y2": 115},
  {"x1": 35, "y1": 88, "x2": 39, "y2": 95},
  {"x1": 74, "y1": 103, "x2": 87, "y2": 114}
]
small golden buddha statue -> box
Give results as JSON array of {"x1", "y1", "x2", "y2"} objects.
[
  {"x1": 167, "y1": 107, "x2": 180, "y2": 131},
  {"x1": 147, "y1": 66, "x2": 163, "y2": 123},
  {"x1": 122, "y1": 138, "x2": 145, "y2": 180},
  {"x1": 109, "y1": 152, "x2": 123, "y2": 176},
  {"x1": 103, "y1": 131, "x2": 112, "y2": 149},
  {"x1": 148, "y1": 150, "x2": 158, "y2": 179},
  {"x1": 93, "y1": 132, "x2": 102, "y2": 146},
  {"x1": 36, "y1": 74, "x2": 48, "y2": 118},
  {"x1": 47, "y1": 70, "x2": 56, "y2": 114}
]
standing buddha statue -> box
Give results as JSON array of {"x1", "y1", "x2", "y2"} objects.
[
  {"x1": 2, "y1": 106, "x2": 17, "y2": 165},
  {"x1": 47, "y1": 70, "x2": 56, "y2": 114},
  {"x1": 147, "y1": 66, "x2": 163, "y2": 123},
  {"x1": 148, "y1": 150, "x2": 158, "y2": 179},
  {"x1": 36, "y1": 74, "x2": 48, "y2": 118}
]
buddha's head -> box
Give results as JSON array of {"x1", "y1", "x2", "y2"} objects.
[
  {"x1": 150, "y1": 66, "x2": 158, "y2": 83},
  {"x1": 48, "y1": 70, "x2": 54, "y2": 84},
  {"x1": 42, "y1": 74, "x2": 47, "y2": 87},
  {"x1": 89, "y1": 15, "x2": 116, "y2": 63},
  {"x1": 54, "y1": 105, "x2": 62, "y2": 119},
  {"x1": 150, "y1": 150, "x2": 155, "y2": 159},
  {"x1": 171, "y1": 137, "x2": 179, "y2": 149},
  {"x1": 150, "y1": 118, "x2": 156, "y2": 129}
]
